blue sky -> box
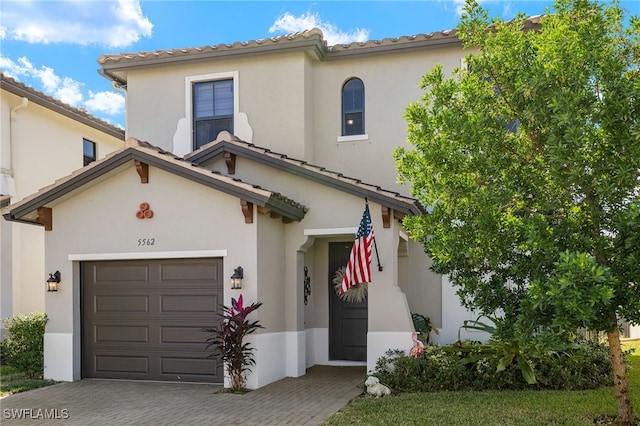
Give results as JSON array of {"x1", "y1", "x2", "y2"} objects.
[{"x1": 1, "y1": 1, "x2": 637, "y2": 129}]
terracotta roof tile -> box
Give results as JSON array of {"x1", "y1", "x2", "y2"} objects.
[
  {"x1": 98, "y1": 16, "x2": 542, "y2": 71},
  {"x1": 4, "y1": 137, "x2": 308, "y2": 224},
  {"x1": 185, "y1": 131, "x2": 426, "y2": 216},
  {"x1": 0, "y1": 71, "x2": 124, "y2": 139}
]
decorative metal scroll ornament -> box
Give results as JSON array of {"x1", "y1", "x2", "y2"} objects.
[
  {"x1": 304, "y1": 266, "x2": 311, "y2": 305},
  {"x1": 333, "y1": 266, "x2": 368, "y2": 304}
]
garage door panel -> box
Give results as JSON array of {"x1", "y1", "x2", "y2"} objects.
[
  {"x1": 94, "y1": 295, "x2": 149, "y2": 313},
  {"x1": 83, "y1": 259, "x2": 223, "y2": 383},
  {"x1": 161, "y1": 356, "x2": 218, "y2": 376},
  {"x1": 160, "y1": 294, "x2": 220, "y2": 313},
  {"x1": 95, "y1": 325, "x2": 149, "y2": 343},
  {"x1": 162, "y1": 326, "x2": 213, "y2": 344},
  {"x1": 160, "y1": 262, "x2": 221, "y2": 282},
  {"x1": 94, "y1": 265, "x2": 150, "y2": 283},
  {"x1": 95, "y1": 355, "x2": 149, "y2": 374}
]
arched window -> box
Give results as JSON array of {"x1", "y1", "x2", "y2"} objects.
[{"x1": 342, "y1": 78, "x2": 364, "y2": 136}]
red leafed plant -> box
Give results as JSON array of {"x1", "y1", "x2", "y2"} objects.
[{"x1": 203, "y1": 294, "x2": 264, "y2": 392}]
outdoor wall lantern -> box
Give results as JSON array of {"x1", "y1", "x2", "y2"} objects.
[
  {"x1": 230, "y1": 267, "x2": 243, "y2": 289},
  {"x1": 47, "y1": 271, "x2": 61, "y2": 292}
]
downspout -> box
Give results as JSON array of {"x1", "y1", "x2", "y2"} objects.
[
  {"x1": 3, "y1": 97, "x2": 29, "y2": 197},
  {"x1": 110, "y1": 79, "x2": 127, "y2": 137}
]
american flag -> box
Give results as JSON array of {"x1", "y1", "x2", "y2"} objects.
[{"x1": 340, "y1": 203, "x2": 375, "y2": 294}]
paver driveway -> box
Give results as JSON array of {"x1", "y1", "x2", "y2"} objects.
[{"x1": 1, "y1": 366, "x2": 365, "y2": 425}]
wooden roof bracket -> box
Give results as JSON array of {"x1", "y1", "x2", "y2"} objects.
[
  {"x1": 241, "y1": 199, "x2": 253, "y2": 223},
  {"x1": 135, "y1": 160, "x2": 149, "y2": 183},
  {"x1": 37, "y1": 207, "x2": 52, "y2": 231},
  {"x1": 381, "y1": 206, "x2": 391, "y2": 228},
  {"x1": 225, "y1": 152, "x2": 236, "y2": 175},
  {"x1": 382, "y1": 206, "x2": 407, "y2": 228}
]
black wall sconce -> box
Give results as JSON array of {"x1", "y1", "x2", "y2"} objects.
[
  {"x1": 230, "y1": 266, "x2": 243, "y2": 289},
  {"x1": 47, "y1": 271, "x2": 61, "y2": 292}
]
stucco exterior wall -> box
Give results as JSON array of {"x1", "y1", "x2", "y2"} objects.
[
  {"x1": 125, "y1": 51, "x2": 309, "y2": 158},
  {"x1": 1, "y1": 88, "x2": 123, "y2": 335},
  {"x1": 312, "y1": 46, "x2": 466, "y2": 197},
  {"x1": 41, "y1": 164, "x2": 256, "y2": 380},
  {"x1": 256, "y1": 212, "x2": 286, "y2": 333}
]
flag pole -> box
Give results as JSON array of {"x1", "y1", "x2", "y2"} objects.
[{"x1": 365, "y1": 198, "x2": 383, "y2": 272}]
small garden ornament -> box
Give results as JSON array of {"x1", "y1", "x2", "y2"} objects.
[
  {"x1": 408, "y1": 331, "x2": 425, "y2": 358},
  {"x1": 365, "y1": 376, "x2": 391, "y2": 398}
]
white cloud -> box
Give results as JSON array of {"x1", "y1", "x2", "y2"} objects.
[
  {"x1": 85, "y1": 91, "x2": 125, "y2": 116},
  {"x1": 0, "y1": 0, "x2": 152, "y2": 48},
  {"x1": 269, "y1": 12, "x2": 369, "y2": 45},
  {"x1": 1, "y1": 55, "x2": 124, "y2": 118}
]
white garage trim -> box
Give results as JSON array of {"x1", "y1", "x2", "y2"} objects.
[{"x1": 68, "y1": 250, "x2": 227, "y2": 261}]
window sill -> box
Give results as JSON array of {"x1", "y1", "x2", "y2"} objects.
[{"x1": 337, "y1": 134, "x2": 369, "y2": 143}]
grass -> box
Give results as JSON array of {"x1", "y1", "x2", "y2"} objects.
[
  {"x1": 0, "y1": 365, "x2": 57, "y2": 397},
  {"x1": 323, "y1": 340, "x2": 640, "y2": 426}
]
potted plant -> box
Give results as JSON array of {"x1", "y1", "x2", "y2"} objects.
[{"x1": 203, "y1": 294, "x2": 263, "y2": 392}]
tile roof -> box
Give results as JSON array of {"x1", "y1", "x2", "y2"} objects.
[
  {"x1": 0, "y1": 72, "x2": 125, "y2": 140},
  {"x1": 97, "y1": 16, "x2": 543, "y2": 73},
  {"x1": 185, "y1": 131, "x2": 427, "y2": 216},
  {"x1": 3, "y1": 137, "x2": 308, "y2": 226}
]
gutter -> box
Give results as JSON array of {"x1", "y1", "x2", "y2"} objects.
[{"x1": 110, "y1": 80, "x2": 128, "y2": 137}]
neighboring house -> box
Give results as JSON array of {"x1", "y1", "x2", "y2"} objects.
[
  {"x1": 0, "y1": 72, "x2": 125, "y2": 339},
  {"x1": 4, "y1": 25, "x2": 544, "y2": 388}
]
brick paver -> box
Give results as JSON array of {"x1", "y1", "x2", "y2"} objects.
[{"x1": 0, "y1": 366, "x2": 365, "y2": 425}]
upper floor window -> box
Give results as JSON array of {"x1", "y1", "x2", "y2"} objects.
[
  {"x1": 193, "y1": 79, "x2": 234, "y2": 149},
  {"x1": 342, "y1": 78, "x2": 364, "y2": 136},
  {"x1": 83, "y1": 139, "x2": 96, "y2": 166}
]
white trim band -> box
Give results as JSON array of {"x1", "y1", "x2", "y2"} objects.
[{"x1": 69, "y1": 250, "x2": 228, "y2": 261}]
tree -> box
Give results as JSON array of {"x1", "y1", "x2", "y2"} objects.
[{"x1": 395, "y1": 0, "x2": 640, "y2": 422}]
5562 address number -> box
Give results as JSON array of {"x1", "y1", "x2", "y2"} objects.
[{"x1": 138, "y1": 238, "x2": 156, "y2": 246}]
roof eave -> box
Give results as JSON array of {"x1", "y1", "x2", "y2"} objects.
[
  {"x1": 4, "y1": 146, "x2": 307, "y2": 225},
  {"x1": 99, "y1": 38, "x2": 326, "y2": 76},
  {"x1": 188, "y1": 140, "x2": 425, "y2": 216},
  {"x1": 1, "y1": 77, "x2": 125, "y2": 140},
  {"x1": 325, "y1": 35, "x2": 462, "y2": 60}
]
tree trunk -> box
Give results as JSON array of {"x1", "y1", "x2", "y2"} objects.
[{"x1": 607, "y1": 329, "x2": 634, "y2": 424}]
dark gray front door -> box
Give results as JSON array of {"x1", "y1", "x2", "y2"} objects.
[
  {"x1": 329, "y1": 242, "x2": 368, "y2": 361},
  {"x1": 82, "y1": 258, "x2": 223, "y2": 382}
]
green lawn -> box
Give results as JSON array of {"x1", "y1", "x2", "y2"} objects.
[
  {"x1": 0, "y1": 365, "x2": 57, "y2": 397},
  {"x1": 324, "y1": 340, "x2": 640, "y2": 426}
]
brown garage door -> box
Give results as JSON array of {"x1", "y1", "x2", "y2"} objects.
[{"x1": 82, "y1": 258, "x2": 223, "y2": 382}]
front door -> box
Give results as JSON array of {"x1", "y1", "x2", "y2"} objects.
[{"x1": 328, "y1": 242, "x2": 368, "y2": 361}]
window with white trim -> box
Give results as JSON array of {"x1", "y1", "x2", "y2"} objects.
[
  {"x1": 193, "y1": 79, "x2": 234, "y2": 149},
  {"x1": 341, "y1": 78, "x2": 365, "y2": 136}
]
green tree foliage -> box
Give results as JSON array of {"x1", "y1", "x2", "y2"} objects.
[{"x1": 395, "y1": 0, "x2": 639, "y2": 422}]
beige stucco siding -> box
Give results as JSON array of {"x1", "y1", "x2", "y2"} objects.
[
  {"x1": 312, "y1": 46, "x2": 465, "y2": 197},
  {"x1": 1, "y1": 88, "x2": 123, "y2": 326},
  {"x1": 125, "y1": 51, "x2": 309, "y2": 158},
  {"x1": 43, "y1": 164, "x2": 255, "y2": 333},
  {"x1": 201, "y1": 154, "x2": 439, "y2": 330},
  {"x1": 256, "y1": 212, "x2": 286, "y2": 333}
]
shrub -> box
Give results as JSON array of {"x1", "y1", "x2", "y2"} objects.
[
  {"x1": 373, "y1": 337, "x2": 613, "y2": 393},
  {"x1": 203, "y1": 295, "x2": 263, "y2": 392},
  {"x1": 1, "y1": 312, "x2": 48, "y2": 378}
]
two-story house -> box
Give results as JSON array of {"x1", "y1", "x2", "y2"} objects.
[
  {"x1": 3, "y1": 28, "x2": 492, "y2": 389},
  {"x1": 0, "y1": 73, "x2": 125, "y2": 339}
]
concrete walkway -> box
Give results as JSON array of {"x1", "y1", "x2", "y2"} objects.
[{"x1": 1, "y1": 366, "x2": 365, "y2": 425}]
